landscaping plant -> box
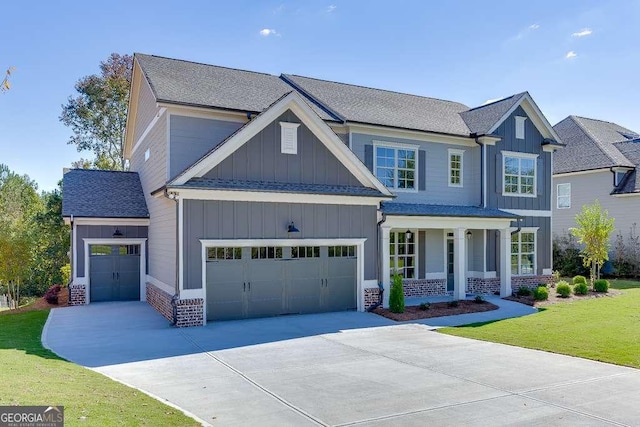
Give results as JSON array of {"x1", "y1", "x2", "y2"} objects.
[
  {"x1": 389, "y1": 274, "x2": 405, "y2": 313},
  {"x1": 594, "y1": 279, "x2": 610, "y2": 293},
  {"x1": 574, "y1": 282, "x2": 589, "y2": 295},
  {"x1": 43, "y1": 284, "x2": 61, "y2": 305},
  {"x1": 556, "y1": 281, "x2": 572, "y2": 298},
  {"x1": 533, "y1": 286, "x2": 549, "y2": 301},
  {"x1": 448, "y1": 300, "x2": 459, "y2": 308},
  {"x1": 516, "y1": 286, "x2": 532, "y2": 297},
  {"x1": 573, "y1": 275, "x2": 587, "y2": 285},
  {"x1": 418, "y1": 302, "x2": 430, "y2": 311},
  {"x1": 474, "y1": 295, "x2": 485, "y2": 304}
]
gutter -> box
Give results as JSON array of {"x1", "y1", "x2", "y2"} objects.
[
  {"x1": 473, "y1": 134, "x2": 485, "y2": 208},
  {"x1": 163, "y1": 189, "x2": 180, "y2": 326},
  {"x1": 368, "y1": 210, "x2": 387, "y2": 311}
]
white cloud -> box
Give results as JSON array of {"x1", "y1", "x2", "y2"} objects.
[
  {"x1": 565, "y1": 51, "x2": 578, "y2": 59},
  {"x1": 260, "y1": 28, "x2": 278, "y2": 37},
  {"x1": 327, "y1": 5, "x2": 337, "y2": 12},
  {"x1": 529, "y1": 24, "x2": 540, "y2": 30},
  {"x1": 273, "y1": 4, "x2": 285, "y2": 14},
  {"x1": 572, "y1": 28, "x2": 593, "y2": 37}
]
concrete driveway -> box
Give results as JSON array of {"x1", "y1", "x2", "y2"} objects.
[{"x1": 43, "y1": 302, "x2": 640, "y2": 426}]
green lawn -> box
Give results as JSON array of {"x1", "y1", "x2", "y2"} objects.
[
  {"x1": 440, "y1": 279, "x2": 640, "y2": 368},
  {"x1": 0, "y1": 310, "x2": 200, "y2": 426}
]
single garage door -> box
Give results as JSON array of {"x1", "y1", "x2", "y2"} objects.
[
  {"x1": 89, "y1": 244, "x2": 140, "y2": 302},
  {"x1": 206, "y1": 245, "x2": 357, "y2": 321}
]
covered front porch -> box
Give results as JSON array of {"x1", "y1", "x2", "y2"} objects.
[{"x1": 379, "y1": 204, "x2": 519, "y2": 308}]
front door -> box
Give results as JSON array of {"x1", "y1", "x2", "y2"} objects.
[{"x1": 447, "y1": 238, "x2": 454, "y2": 291}]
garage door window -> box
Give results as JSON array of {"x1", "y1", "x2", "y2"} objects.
[
  {"x1": 291, "y1": 246, "x2": 320, "y2": 258},
  {"x1": 90, "y1": 245, "x2": 112, "y2": 256},
  {"x1": 119, "y1": 245, "x2": 140, "y2": 255},
  {"x1": 207, "y1": 247, "x2": 242, "y2": 260},
  {"x1": 329, "y1": 246, "x2": 356, "y2": 257},
  {"x1": 251, "y1": 247, "x2": 283, "y2": 259}
]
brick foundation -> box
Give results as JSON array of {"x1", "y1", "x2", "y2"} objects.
[
  {"x1": 511, "y1": 275, "x2": 554, "y2": 292},
  {"x1": 69, "y1": 284, "x2": 86, "y2": 305},
  {"x1": 364, "y1": 288, "x2": 381, "y2": 308},
  {"x1": 146, "y1": 283, "x2": 174, "y2": 323},
  {"x1": 466, "y1": 277, "x2": 501, "y2": 295},
  {"x1": 402, "y1": 279, "x2": 449, "y2": 297},
  {"x1": 175, "y1": 298, "x2": 204, "y2": 327}
]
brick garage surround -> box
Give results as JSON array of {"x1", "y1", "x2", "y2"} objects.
[
  {"x1": 69, "y1": 284, "x2": 86, "y2": 305},
  {"x1": 364, "y1": 288, "x2": 381, "y2": 308},
  {"x1": 402, "y1": 279, "x2": 449, "y2": 297},
  {"x1": 466, "y1": 277, "x2": 501, "y2": 295},
  {"x1": 175, "y1": 298, "x2": 204, "y2": 327},
  {"x1": 146, "y1": 283, "x2": 174, "y2": 323},
  {"x1": 511, "y1": 275, "x2": 554, "y2": 292}
]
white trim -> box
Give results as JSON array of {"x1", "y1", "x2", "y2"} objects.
[
  {"x1": 425, "y1": 272, "x2": 446, "y2": 280},
  {"x1": 172, "y1": 188, "x2": 386, "y2": 205},
  {"x1": 542, "y1": 145, "x2": 557, "y2": 153},
  {"x1": 162, "y1": 105, "x2": 249, "y2": 123},
  {"x1": 166, "y1": 112, "x2": 171, "y2": 182},
  {"x1": 389, "y1": 229, "x2": 418, "y2": 279},
  {"x1": 612, "y1": 192, "x2": 640, "y2": 198},
  {"x1": 476, "y1": 135, "x2": 501, "y2": 145},
  {"x1": 71, "y1": 218, "x2": 150, "y2": 226},
  {"x1": 501, "y1": 150, "x2": 539, "y2": 160},
  {"x1": 385, "y1": 215, "x2": 513, "y2": 230},
  {"x1": 552, "y1": 168, "x2": 611, "y2": 178},
  {"x1": 510, "y1": 228, "x2": 538, "y2": 277},
  {"x1": 72, "y1": 222, "x2": 78, "y2": 282},
  {"x1": 131, "y1": 107, "x2": 167, "y2": 156},
  {"x1": 515, "y1": 116, "x2": 527, "y2": 140},
  {"x1": 83, "y1": 238, "x2": 147, "y2": 304},
  {"x1": 371, "y1": 139, "x2": 420, "y2": 150},
  {"x1": 482, "y1": 144, "x2": 487, "y2": 207},
  {"x1": 502, "y1": 209, "x2": 552, "y2": 217},
  {"x1": 178, "y1": 197, "x2": 184, "y2": 295},
  {"x1": 373, "y1": 142, "x2": 419, "y2": 193},
  {"x1": 280, "y1": 122, "x2": 300, "y2": 154},
  {"x1": 200, "y1": 238, "x2": 367, "y2": 313},
  {"x1": 542, "y1": 268, "x2": 553, "y2": 275},
  {"x1": 362, "y1": 279, "x2": 378, "y2": 289},
  {"x1": 170, "y1": 92, "x2": 392, "y2": 196},
  {"x1": 467, "y1": 271, "x2": 497, "y2": 279},
  {"x1": 501, "y1": 150, "x2": 539, "y2": 198},
  {"x1": 348, "y1": 123, "x2": 477, "y2": 147},
  {"x1": 447, "y1": 148, "x2": 464, "y2": 188},
  {"x1": 556, "y1": 183, "x2": 571, "y2": 209},
  {"x1": 146, "y1": 275, "x2": 175, "y2": 295},
  {"x1": 486, "y1": 93, "x2": 562, "y2": 142},
  {"x1": 482, "y1": 229, "x2": 487, "y2": 273}
]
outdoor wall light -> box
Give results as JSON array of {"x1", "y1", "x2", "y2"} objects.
[
  {"x1": 287, "y1": 222, "x2": 300, "y2": 233},
  {"x1": 405, "y1": 230, "x2": 412, "y2": 241},
  {"x1": 112, "y1": 228, "x2": 124, "y2": 237},
  {"x1": 466, "y1": 230, "x2": 472, "y2": 239}
]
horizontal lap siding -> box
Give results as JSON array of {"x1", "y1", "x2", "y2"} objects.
[
  {"x1": 133, "y1": 78, "x2": 159, "y2": 144},
  {"x1": 182, "y1": 200, "x2": 378, "y2": 289}
]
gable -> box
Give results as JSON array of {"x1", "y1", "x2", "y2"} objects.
[
  {"x1": 492, "y1": 106, "x2": 545, "y2": 150},
  {"x1": 203, "y1": 109, "x2": 362, "y2": 187}
]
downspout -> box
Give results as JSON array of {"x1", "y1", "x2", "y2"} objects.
[
  {"x1": 368, "y1": 210, "x2": 387, "y2": 311},
  {"x1": 473, "y1": 134, "x2": 485, "y2": 208},
  {"x1": 165, "y1": 189, "x2": 179, "y2": 326},
  {"x1": 69, "y1": 215, "x2": 74, "y2": 304}
]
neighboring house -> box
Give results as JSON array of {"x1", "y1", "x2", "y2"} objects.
[
  {"x1": 62, "y1": 54, "x2": 562, "y2": 326},
  {"x1": 552, "y1": 116, "x2": 640, "y2": 251}
]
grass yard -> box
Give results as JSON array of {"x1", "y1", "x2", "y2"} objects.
[
  {"x1": 440, "y1": 279, "x2": 640, "y2": 368},
  {"x1": 0, "y1": 310, "x2": 199, "y2": 426}
]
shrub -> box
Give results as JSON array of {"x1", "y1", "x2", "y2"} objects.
[
  {"x1": 533, "y1": 286, "x2": 549, "y2": 301},
  {"x1": 574, "y1": 282, "x2": 589, "y2": 295},
  {"x1": 389, "y1": 274, "x2": 405, "y2": 313},
  {"x1": 448, "y1": 300, "x2": 459, "y2": 308},
  {"x1": 594, "y1": 279, "x2": 610, "y2": 293},
  {"x1": 516, "y1": 286, "x2": 532, "y2": 297},
  {"x1": 419, "y1": 302, "x2": 430, "y2": 311},
  {"x1": 572, "y1": 275, "x2": 587, "y2": 285},
  {"x1": 43, "y1": 284, "x2": 62, "y2": 305},
  {"x1": 60, "y1": 264, "x2": 71, "y2": 286},
  {"x1": 556, "y1": 281, "x2": 572, "y2": 298},
  {"x1": 474, "y1": 295, "x2": 485, "y2": 304},
  {"x1": 553, "y1": 233, "x2": 589, "y2": 277}
]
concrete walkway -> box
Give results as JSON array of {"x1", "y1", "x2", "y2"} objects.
[{"x1": 43, "y1": 302, "x2": 640, "y2": 426}]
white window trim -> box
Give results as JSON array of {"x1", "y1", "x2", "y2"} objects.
[
  {"x1": 501, "y1": 150, "x2": 538, "y2": 198},
  {"x1": 373, "y1": 142, "x2": 419, "y2": 193},
  {"x1": 510, "y1": 227, "x2": 538, "y2": 276},
  {"x1": 556, "y1": 183, "x2": 571, "y2": 209},
  {"x1": 389, "y1": 230, "x2": 418, "y2": 279},
  {"x1": 448, "y1": 148, "x2": 464, "y2": 188},
  {"x1": 144, "y1": 148, "x2": 150, "y2": 162},
  {"x1": 515, "y1": 116, "x2": 527, "y2": 140}
]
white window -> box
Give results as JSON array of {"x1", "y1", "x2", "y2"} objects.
[
  {"x1": 448, "y1": 149, "x2": 464, "y2": 187},
  {"x1": 375, "y1": 145, "x2": 417, "y2": 190},
  {"x1": 515, "y1": 116, "x2": 527, "y2": 139},
  {"x1": 557, "y1": 183, "x2": 571, "y2": 209},
  {"x1": 503, "y1": 151, "x2": 537, "y2": 196},
  {"x1": 280, "y1": 122, "x2": 300, "y2": 154},
  {"x1": 511, "y1": 231, "x2": 536, "y2": 275},
  {"x1": 615, "y1": 171, "x2": 626, "y2": 186},
  {"x1": 390, "y1": 231, "x2": 416, "y2": 279},
  {"x1": 144, "y1": 148, "x2": 150, "y2": 162}
]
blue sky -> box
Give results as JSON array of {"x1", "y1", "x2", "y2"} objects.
[{"x1": 1, "y1": 0, "x2": 638, "y2": 191}]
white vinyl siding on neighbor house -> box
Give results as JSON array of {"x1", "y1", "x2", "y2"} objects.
[
  {"x1": 390, "y1": 231, "x2": 416, "y2": 278},
  {"x1": 511, "y1": 230, "x2": 536, "y2": 275},
  {"x1": 557, "y1": 183, "x2": 571, "y2": 209},
  {"x1": 374, "y1": 144, "x2": 417, "y2": 191},
  {"x1": 502, "y1": 151, "x2": 538, "y2": 197},
  {"x1": 448, "y1": 149, "x2": 464, "y2": 187}
]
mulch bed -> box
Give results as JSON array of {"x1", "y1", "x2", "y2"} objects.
[
  {"x1": 0, "y1": 287, "x2": 69, "y2": 315},
  {"x1": 506, "y1": 288, "x2": 621, "y2": 307},
  {"x1": 373, "y1": 299, "x2": 499, "y2": 321}
]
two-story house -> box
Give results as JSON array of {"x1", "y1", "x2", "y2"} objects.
[{"x1": 62, "y1": 54, "x2": 561, "y2": 326}]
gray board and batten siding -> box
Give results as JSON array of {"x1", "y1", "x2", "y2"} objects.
[
  {"x1": 182, "y1": 200, "x2": 378, "y2": 290},
  {"x1": 352, "y1": 133, "x2": 481, "y2": 206},
  {"x1": 74, "y1": 225, "x2": 148, "y2": 278},
  {"x1": 485, "y1": 106, "x2": 551, "y2": 211}
]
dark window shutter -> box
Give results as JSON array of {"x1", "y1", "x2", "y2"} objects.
[
  {"x1": 364, "y1": 144, "x2": 373, "y2": 172},
  {"x1": 419, "y1": 150, "x2": 426, "y2": 191},
  {"x1": 495, "y1": 153, "x2": 502, "y2": 193},
  {"x1": 537, "y1": 157, "x2": 544, "y2": 196}
]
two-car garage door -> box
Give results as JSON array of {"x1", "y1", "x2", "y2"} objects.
[{"x1": 206, "y1": 245, "x2": 357, "y2": 321}]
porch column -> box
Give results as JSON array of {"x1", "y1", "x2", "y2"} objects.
[
  {"x1": 453, "y1": 227, "x2": 467, "y2": 300},
  {"x1": 499, "y1": 228, "x2": 512, "y2": 297},
  {"x1": 380, "y1": 225, "x2": 392, "y2": 308}
]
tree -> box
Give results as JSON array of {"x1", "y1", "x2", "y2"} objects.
[
  {"x1": 60, "y1": 53, "x2": 133, "y2": 170},
  {"x1": 570, "y1": 200, "x2": 615, "y2": 285}
]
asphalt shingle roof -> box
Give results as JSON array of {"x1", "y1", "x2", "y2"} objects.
[
  {"x1": 381, "y1": 203, "x2": 517, "y2": 218},
  {"x1": 173, "y1": 178, "x2": 390, "y2": 198},
  {"x1": 62, "y1": 169, "x2": 149, "y2": 218},
  {"x1": 281, "y1": 74, "x2": 473, "y2": 136},
  {"x1": 553, "y1": 116, "x2": 637, "y2": 174},
  {"x1": 135, "y1": 54, "x2": 333, "y2": 120},
  {"x1": 459, "y1": 93, "x2": 527, "y2": 135}
]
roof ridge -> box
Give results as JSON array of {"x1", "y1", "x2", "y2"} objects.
[
  {"x1": 463, "y1": 92, "x2": 527, "y2": 112},
  {"x1": 135, "y1": 53, "x2": 279, "y2": 78},
  {"x1": 570, "y1": 116, "x2": 632, "y2": 166},
  {"x1": 69, "y1": 169, "x2": 139, "y2": 174},
  {"x1": 282, "y1": 73, "x2": 469, "y2": 108}
]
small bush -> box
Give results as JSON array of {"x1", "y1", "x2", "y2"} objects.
[
  {"x1": 389, "y1": 274, "x2": 405, "y2": 313},
  {"x1": 533, "y1": 286, "x2": 549, "y2": 301},
  {"x1": 419, "y1": 302, "x2": 430, "y2": 311},
  {"x1": 574, "y1": 282, "x2": 589, "y2": 295},
  {"x1": 60, "y1": 264, "x2": 71, "y2": 286},
  {"x1": 448, "y1": 300, "x2": 459, "y2": 308},
  {"x1": 572, "y1": 275, "x2": 587, "y2": 285},
  {"x1": 516, "y1": 286, "x2": 532, "y2": 297},
  {"x1": 43, "y1": 284, "x2": 62, "y2": 305},
  {"x1": 474, "y1": 295, "x2": 485, "y2": 304},
  {"x1": 594, "y1": 279, "x2": 610, "y2": 293},
  {"x1": 556, "y1": 281, "x2": 572, "y2": 298}
]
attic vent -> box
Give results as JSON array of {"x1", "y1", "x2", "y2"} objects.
[
  {"x1": 515, "y1": 116, "x2": 527, "y2": 139},
  {"x1": 280, "y1": 122, "x2": 300, "y2": 155}
]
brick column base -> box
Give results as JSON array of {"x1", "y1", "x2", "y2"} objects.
[
  {"x1": 364, "y1": 288, "x2": 381, "y2": 308},
  {"x1": 175, "y1": 299, "x2": 204, "y2": 327},
  {"x1": 68, "y1": 284, "x2": 86, "y2": 305}
]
